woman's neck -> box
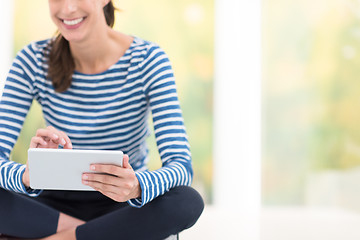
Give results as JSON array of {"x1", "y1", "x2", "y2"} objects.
[{"x1": 69, "y1": 29, "x2": 132, "y2": 74}]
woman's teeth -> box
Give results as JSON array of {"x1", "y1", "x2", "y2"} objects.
[{"x1": 63, "y1": 18, "x2": 84, "y2": 26}]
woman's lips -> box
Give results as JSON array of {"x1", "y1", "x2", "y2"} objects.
[{"x1": 61, "y1": 17, "x2": 85, "y2": 29}]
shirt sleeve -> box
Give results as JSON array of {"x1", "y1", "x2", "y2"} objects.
[
  {"x1": 128, "y1": 44, "x2": 193, "y2": 207},
  {"x1": 0, "y1": 43, "x2": 42, "y2": 196}
]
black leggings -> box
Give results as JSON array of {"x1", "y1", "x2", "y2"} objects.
[{"x1": 0, "y1": 186, "x2": 204, "y2": 240}]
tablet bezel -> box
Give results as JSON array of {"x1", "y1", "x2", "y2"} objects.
[{"x1": 28, "y1": 148, "x2": 123, "y2": 191}]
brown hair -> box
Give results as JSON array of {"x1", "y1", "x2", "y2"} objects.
[{"x1": 48, "y1": 1, "x2": 116, "y2": 92}]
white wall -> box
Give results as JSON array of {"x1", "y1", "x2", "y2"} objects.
[
  {"x1": 213, "y1": 0, "x2": 262, "y2": 212},
  {"x1": 0, "y1": 2, "x2": 13, "y2": 93},
  {"x1": 213, "y1": 1, "x2": 261, "y2": 239}
]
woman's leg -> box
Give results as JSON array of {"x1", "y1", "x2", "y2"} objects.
[
  {"x1": 76, "y1": 186, "x2": 204, "y2": 240},
  {"x1": 57, "y1": 213, "x2": 84, "y2": 233},
  {"x1": 38, "y1": 228, "x2": 76, "y2": 240},
  {"x1": 0, "y1": 188, "x2": 83, "y2": 239}
]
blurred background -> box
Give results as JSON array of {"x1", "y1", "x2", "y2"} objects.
[
  {"x1": 262, "y1": 0, "x2": 360, "y2": 210},
  {"x1": 2, "y1": 0, "x2": 360, "y2": 239}
]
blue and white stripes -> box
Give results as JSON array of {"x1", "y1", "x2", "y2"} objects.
[{"x1": 0, "y1": 37, "x2": 193, "y2": 207}]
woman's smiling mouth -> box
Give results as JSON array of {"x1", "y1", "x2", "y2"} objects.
[
  {"x1": 63, "y1": 17, "x2": 85, "y2": 26},
  {"x1": 62, "y1": 17, "x2": 85, "y2": 27}
]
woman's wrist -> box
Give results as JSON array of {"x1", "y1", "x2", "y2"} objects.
[
  {"x1": 133, "y1": 182, "x2": 141, "y2": 199},
  {"x1": 22, "y1": 165, "x2": 30, "y2": 188}
]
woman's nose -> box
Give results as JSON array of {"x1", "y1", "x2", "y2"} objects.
[{"x1": 63, "y1": 0, "x2": 78, "y2": 14}]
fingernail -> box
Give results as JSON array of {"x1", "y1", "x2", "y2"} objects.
[
  {"x1": 52, "y1": 134, "x2": 58, "y2": 139},
  {"x1": 90, "y1": 165, "x2": 95, "y2": 171},
  {"x1": 61, "y1": 139, "x2": 66, "y2": 145},
  {"x1": 83, "y1": 180, "x2": 89, "y2": 185},
  {"x1": 83, "y1": 174, "x2": 88, "y2": 180}
]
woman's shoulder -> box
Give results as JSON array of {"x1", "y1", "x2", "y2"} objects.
[
  {"x1": 131, "y1": 36, "x2": 156, "y2": 47},
  {"x1": 130, "y1": 36, "x2": 168, "y2": 61},
  {"x1": 16, "y1": 38, "x2": 53, "y2": 64}
]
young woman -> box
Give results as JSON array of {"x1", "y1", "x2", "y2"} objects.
[{"x1": 0, "y1": 0, "x2": 204, "y2": 239}]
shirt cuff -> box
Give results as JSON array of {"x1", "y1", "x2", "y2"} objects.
[{"x1": 18, "y1": 165, "x2": 42, "y2": 197}]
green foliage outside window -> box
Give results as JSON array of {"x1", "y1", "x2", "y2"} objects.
[{"x1": 263, "y1": 0, "x2": 360, "y2": 205}]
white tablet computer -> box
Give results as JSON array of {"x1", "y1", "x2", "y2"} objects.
[{"x1": 28, "y1": 148, "x2": 123, "y2": 191}]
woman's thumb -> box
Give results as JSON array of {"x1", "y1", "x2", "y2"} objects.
[{"x1": 123, "y1": 154, "x2": 131, "y2": 169}]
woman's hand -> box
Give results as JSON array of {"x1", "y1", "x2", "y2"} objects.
[
  {"x1": 30, "y1": 126, "x2": 72, "y2": 149},
  {"x1": 23, "y1": 126, "x2": 73, "y2": 188},
  {"x1": 82, "y1": 154, "x2": 141, "y2": 202}
]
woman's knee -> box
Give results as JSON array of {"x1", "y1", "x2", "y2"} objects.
[
  {"x1": 161, "y1": 186, "x2": 204, "y2": 229},
  {"x1": 179, "y1": 186, "x2": 204, "y2": 228}
]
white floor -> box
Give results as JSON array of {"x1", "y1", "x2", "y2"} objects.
[{"x1": 181, "y1": 206, "x2": 360, "y2": 240}]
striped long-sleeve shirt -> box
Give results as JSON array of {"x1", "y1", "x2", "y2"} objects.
[{"x1": 0, "y1": 36, "x2": 192, "y2": 208}]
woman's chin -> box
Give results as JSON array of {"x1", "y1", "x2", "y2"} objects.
[{"x1": 60, "y1": 33, "x2": 86, "y2": 43}]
